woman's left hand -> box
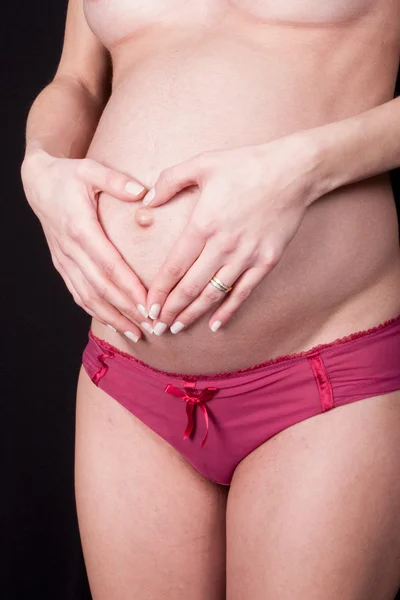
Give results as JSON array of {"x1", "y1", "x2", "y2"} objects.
[{"x1": 143, "y1": 132, "x2": 323, "y2": 334}]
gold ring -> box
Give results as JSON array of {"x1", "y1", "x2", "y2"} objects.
[{"x1": 209, "y1": 275, "x2": 233, "y2": 293}]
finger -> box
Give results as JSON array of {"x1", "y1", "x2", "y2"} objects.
[
  {"x1": 51, "y1": 236, "x2": 108, "y2": 325},
  {"x1": 65, "y1": 218, "x2": 150, "y2": 321},
  {"x1": 55, "y1": 253, "x2": 113, "y2": 327},
  {"x1": 45, "y1": 232, "x2": 94, "y2": 313},
  {"x1": 60, "y1": 255, "x2": 144, "y2": 341},
  {"x1": 51, "y1": 247, "x2": 87, "y2": 308},
  {"x1": 153, "y1": 234, "x2": 238, "y2": 329},
  {"x1": 146, "y1": 224, "x2": 206, "y2": 320},
  {"x1": 142, "y1": 152, "x2": 209, "y2": 207},
  {"x1": 48, "y1": 231, "x2": 147, "y2": 335},
  {"x1": 58, "y1": 265, "x2": 110, "y2": 327},
  {"x1": 78, "y1": 158, "x2": 148, "y2": 202},
  {"x1": 161, "y1": 261, "x2": 248, "y2": 336},
  {"x1": 52, "y1": 245, "x2": 107, "y2": 321},
  {"x1": 67, "y1": 243, "x2": 152, "y2": 327},
  {"x1": 208, "y1": 266, "x2": 269, "y2": 331}
]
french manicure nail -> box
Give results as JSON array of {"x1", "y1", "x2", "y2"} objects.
[
  {"x1": 124, "y1": 331, "x2": 139, "y2": 342},
  {"x1": 153, "y1": 322, "x2": 167, "y2": 336},
  {"x1": 137, "y1": 303, "x2": 149, "y2": 318},
  {"x1": 149, "y1": 303, "x2": 161, "y2": 320},
  {"x1": 170, "y1": 321, "x2": 184, "y2": 334},
  {"x1": 125, "y1": 181, "x2": 145, "y2": 196},
  {"x1": 107, "y1": 324, "x2": 117, "y2": 332},
  {"x1": 143, "y1": 187, "x2": 155, "y2": 206},
  {"x1": 141, "y1": 322, "x2": 153, "y2": 334},
  {"x1": 210, "y1": 320, "x2": 222, "y2": 332}
]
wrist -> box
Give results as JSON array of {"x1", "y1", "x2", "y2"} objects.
[
  {"x1": 21, "y1": 148, "x2": 59, "y2": 197},
  {"x1": 289, "y1": 129, "x2": 335, "y2": 208},
  {"x1": 21, "y1": 147, "x2": 56, "y2": 176}
]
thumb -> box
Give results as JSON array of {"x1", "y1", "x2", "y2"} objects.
[
  {"x1": 80, "y1": 158, "x2": 148, "y2": 202},
  {"x1": 142, "y1": 154, "x2": 205, "y2": 208}
]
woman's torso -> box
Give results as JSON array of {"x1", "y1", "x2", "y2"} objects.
[{"x1": 85, "y1": 0, "x2": 400, "y2": 373}]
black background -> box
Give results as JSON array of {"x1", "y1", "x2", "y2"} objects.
[{"x1": 3, "y1": 2, "x2": 400, "y2": 598}]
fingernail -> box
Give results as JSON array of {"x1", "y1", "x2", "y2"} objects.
[
  {"x1": 210, "y1": 320, "x2": 222, "y2": 332},
  {"x1": 107, "y1": 324, "x2": 117, "y2": 333},
  {"x1": 149, "y1": 303, "x2": 161, "y2": 319},
  {"x1": 141, "y1": 322, "x2": 153, "y2": 334},
  {"x1": 125, "y1": 181, "x2": 145, "y2": 196},
  {"x1": 170, "y1": 321, "x2": 184, "y2": 334},
  {"x1": 153, "y1": 322, "x2": 167, "y2": 336},
  {"x1": 124, "y1": 331, "x2": 139, "y2": 342},
  {"x1": 137, "y1": 303, "x2": 149, "y2": 318},
  {"x1": 143, "y1": 187, "x2": 155, "y2": 206}
]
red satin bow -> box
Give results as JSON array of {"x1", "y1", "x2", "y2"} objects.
[{"x1": 165, "y1": 381, "x2": 219, "y2": 447}]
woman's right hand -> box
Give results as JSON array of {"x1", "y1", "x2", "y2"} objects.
[{"x1": 21, "y1": 150, "x2": 153, "y2": 342}]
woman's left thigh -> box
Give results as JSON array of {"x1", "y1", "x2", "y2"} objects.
[{"x1": 226, "y1": 390, "x2": 400, "y2": 600}]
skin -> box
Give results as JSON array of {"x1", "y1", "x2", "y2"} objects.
[
  {"x1": 21, "y1": 152, "x2": 154, "y2": 340},
  {"x1": 134, "y1": 206, "x2": 154, "y2": 227},
  {"x1": 20, "y1": 0, "x2": 156, "y2": 342},
  {"x1": 86, "y1": 0, "x2": 400, "y2": 374},
  {"x1": 24, "y1": 0, "x2": 400, "y2": 598},
  {"x1": 143, "y1": 99, "x2": 400, "y2": 333}
]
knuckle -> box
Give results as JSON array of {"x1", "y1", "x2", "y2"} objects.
[
  {"x1": 236, "y1": 286, "x2": 252, "y2": 302},
  {"x1": 73, "y1": 294, "x2": 85, "y2": 308},
  {"x1": 96, "y1": 285, "x2": 108, "y2": 301},
  {"x1": 259, "y1": 250, "x2": 278, "y2": 269},
  {"x1": 166, "y1": 263, "x2": 185, "y2": 280},
  {"x1": 80, "y1": 287, "x2": 95, "y2": 307},
  {"x1": 191, "y1": 219, "x2": 218, "y2": 239},
  {"x1": 180, "y1": 282, "x2": 201, "y2": 300},
  {"x1": 66, "y1": 221, "x2": 85, "y2": 242},
  {"x1": 257, "y1": 243, "x2": 280, "y2": 266},
  {"x1": 101, "y1": 259, "x2": 116, "y2": 280},
  {"x1": 58, "y1": 237, "x2": 74, "y2": 258},
  {"x1": 218, "y1": 232, "x2": 240, "y2": 255},
  {"x1": 152, "y1": 286, "x2": 169, "y2": 300},
  {"x1": 204, "y1": 288, "x2": 223, "y2": 303}
]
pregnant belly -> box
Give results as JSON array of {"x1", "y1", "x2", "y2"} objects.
[{"x1": 87, "y1": 30, "x2": 400, "y2": 373}]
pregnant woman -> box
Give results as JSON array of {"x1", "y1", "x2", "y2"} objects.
[{"x1": 21, "y1": 0, "x2": 400, "y2": 598}]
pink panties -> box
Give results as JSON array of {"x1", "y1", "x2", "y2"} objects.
[{"x1": 81, "y1": 313, "x2": 400, "y2": 485}]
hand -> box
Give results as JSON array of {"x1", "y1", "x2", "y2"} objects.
[
  {"x1": 143, "y1": 133, "x2": 321, "y2": 334},
  {"x1": 21, "y1": 150, "x2": 153, "y2": 342}
]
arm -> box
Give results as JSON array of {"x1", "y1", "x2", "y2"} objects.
[
  {"x1": 21, "y1": 0, "x2": 153, "y2": 341},
  {"x1": 23, "y1": 0, "x2": 110, "y2": 161},
  {"x1": 303, "y1": 95, "x2": 400, "y2": 205},
  {"x1": 141, "y1": 94, "x2": 400, "y2": 333}
]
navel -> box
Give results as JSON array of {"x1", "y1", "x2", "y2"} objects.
[{"x1": 135, "y1": 207, "x2": 154, "y2": 227}]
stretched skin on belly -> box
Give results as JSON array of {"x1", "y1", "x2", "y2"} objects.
[{"x1": 85, "y1": 4, "x2": 400, "y2": 372}]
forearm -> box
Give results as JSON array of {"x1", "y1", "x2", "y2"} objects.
[
  {"x1": 304, "y1": 96, "x2": 400, "y2": 205},
  {"x1": 23, "y1": 74, "x2": 106, "y2": 162}
]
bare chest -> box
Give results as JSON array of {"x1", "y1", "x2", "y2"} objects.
[{"x1": 83, "y1": 0, "x2": 394, "y2": 48}]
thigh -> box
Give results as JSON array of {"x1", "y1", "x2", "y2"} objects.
[
  {"x1": 226, "y1": 390, "x2": 400, "y2": 600},
  {"x1": 75, "y1": 366, "x2": 227, "y2": 600}
]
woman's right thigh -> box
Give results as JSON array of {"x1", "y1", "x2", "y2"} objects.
[{"x1": 74, "y1": 366, "x2": 227, "y2": 600}]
